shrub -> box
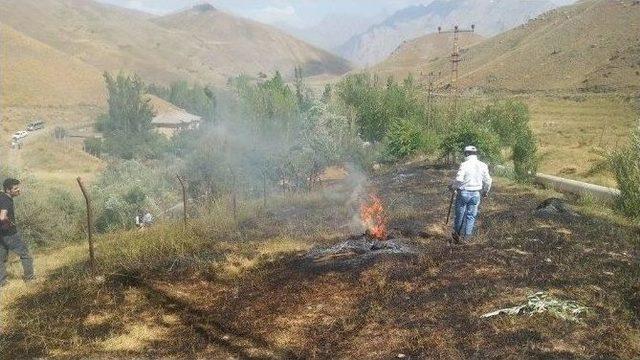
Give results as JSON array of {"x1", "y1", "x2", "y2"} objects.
[
  {"x1": 483, "y1": 100, "x2": 538, "y2": 181},
  {"x1": 92, "y1": 160, "x2": 179, "y2": 232},
  {"x1": 440, "y1": 120, "x2": 502, "y2": 164},
  {"x1": 609, "y1": 124, "x2": 640, "y2": 218},
  {"x1": 513, "y1": 128, "x2": 538, "y2": 182},
  {"x1": 483, "y1": 100, "x2": 530, "y2": 147},
  {"x1": 385, "y1": 117, "x2": 423, "y2": 159},
  {"x1": 83, "y1": 137, "x2": 102, "y2": 157},
  {"x1": 336, "y1": 73, "x2": 426, "y2": 143}
]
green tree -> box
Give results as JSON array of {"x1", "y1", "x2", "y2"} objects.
[
  {"x1": 149, "y1": 81, "x2": 217, "y2": 123},
  {"x1": 100, "y1": 72, "x2": 168, "y2": 159},
  {"x1": 103, "y1": 72, "x2": 154, "y2": 135},
  {"x1": 483, "y1": 100, "x2": 538, "y2": 181}
]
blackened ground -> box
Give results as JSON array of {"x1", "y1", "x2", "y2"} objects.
[
  {"x1": 3, "y1": 163, "x2": 639, "y2": 359},
  {"x1": 145, "y1": 164, "x2": 640, "y2": 359}
]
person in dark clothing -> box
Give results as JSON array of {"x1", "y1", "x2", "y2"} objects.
[{"x1": 0, "y1": 178, "x2": 34, "y2": 286}]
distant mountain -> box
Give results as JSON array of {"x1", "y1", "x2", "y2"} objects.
[
  {"x1": 338, "y1": 0, "x2": 561, "y2": 67},
  {"x1": 0, "y1": 0, "x2": 351, "y2": 87},
  {"x1": 278, "y1": 12, "x2": 384, "y2": 53},
  {"x1": 152, "y1": 4, "x2": 351, "y2": 80},
  {"x1": 374, "y1": 0, "x2": 640, "y2": 92}
]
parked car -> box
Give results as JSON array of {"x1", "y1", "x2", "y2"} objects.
[
  {"x1": 27, "y1": 120, "x2": 45, "y2": 131},
  {"x1": 12, "y1": 131, "x2": 28, "y2": 141}
]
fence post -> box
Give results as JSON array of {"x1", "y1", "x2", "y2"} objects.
[
  {"x1": 76, "y1": 177, "x2": 95, "y2": 273},
  {"x1": 263, "y1": 171, "x2": 267, "y2": 209},
  {"x1": 177, "y1": 175, "x2": 187, "y2": 227}
]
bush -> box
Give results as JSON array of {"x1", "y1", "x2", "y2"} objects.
[
  {"x1": 513, "y1": 127, "x2": 538, "y2": 182},
  {"x1": 92, "y1": 160, "x2": 179, "y2": 232},
  {"x1": 385, "y1": 117, "x2": 423, "y2": 159},
  {"x1": 483, "y1": 100, "x2": 538, "y2": 181},
  {"x1": 83, "y1": 137, "x2": 102, "y2": 157},
  {"x1": 336, "y1": 73, "x2": 426, "y2": 143},
  {"x1": 484, "y1": 100, "x2": 530, "y2": 147},
  {"x1": 609, "y1": 124, "x2": 640, "y2": 218},
  {"x1": 440, "y1": 120, "x2": 502, "y2": 164}
]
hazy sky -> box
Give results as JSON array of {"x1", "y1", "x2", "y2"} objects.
[{"x1": 97, "y1": 0, "x2": 425, "y2": 27}]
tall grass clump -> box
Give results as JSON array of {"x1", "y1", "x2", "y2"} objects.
[
  {"x1": 0, "y1": 166, "x2": 84, "y2": 247},
  {"x1": 609, "y1": 122, "x2": 640, "y2": 219}
]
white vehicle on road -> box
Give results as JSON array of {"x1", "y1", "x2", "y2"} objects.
[{"x1": 12, "y1": 131, "x2": 28, "y2": 141}]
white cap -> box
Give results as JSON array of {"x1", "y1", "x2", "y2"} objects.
[{"x1": 464, "y1": 145, "x2": 477, "y2": 153}]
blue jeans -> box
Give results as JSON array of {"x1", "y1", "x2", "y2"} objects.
[
  {"x1": 453, "y1": 190, "x2": 481, "y2": 237},
  {"x1": 0, "y1": 233, "x2": 34, "y2": 285}
]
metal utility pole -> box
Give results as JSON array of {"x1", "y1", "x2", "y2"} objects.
[
  {"x1": 438, "y1": 24, "x2": 475, "y2": 90},
  {"x1": 421, "y1": 71, "x2": 438, "y2": 127},
  {"x1": 437, "y1": 24, "x2": 475, "y2": 118},
  {"x1": 421, "y1": 71, "x2": 436, "y2": 105}
]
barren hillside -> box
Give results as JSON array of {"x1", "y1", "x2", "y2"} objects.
[
  {"x1": 372, "y1": 32, "x2": 485, "y2": 80},
  {"x1": 1, "y1": 23, "x2": 104, "y2": 107},
  {"x1": 338, "y1": 0, "x2": 560, "y2": 67},
  {"x1": 0, "y1": 1, "x2": 351, "y2": 87},
  {"x1": 376, "y1": 0, "x2": 640, "y2": 92},
  {"x1": 152, "y1": 4, "x2": 351, "y2": 79}
]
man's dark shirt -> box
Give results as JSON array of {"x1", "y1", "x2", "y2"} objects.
[{"x1": 0, "y1": 192, "x2": 17, "y2": 236}]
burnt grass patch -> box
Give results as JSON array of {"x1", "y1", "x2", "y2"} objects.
[{"x1": 1, "y1": 163, "x2": 639, "y2": 358}]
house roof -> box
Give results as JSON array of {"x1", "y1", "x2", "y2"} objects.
[
  {"x1": 146, "y1": 94, "x2": 202, "y2": 126},
  {"x1": 152, "y1": 110, "x2": 202, "y2": 126}
]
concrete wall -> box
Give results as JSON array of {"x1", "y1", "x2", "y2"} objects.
[{"x1": 534, "y1": 173, "x2": 620, "y2": 204}]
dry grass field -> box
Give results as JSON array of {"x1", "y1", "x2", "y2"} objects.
[
  {"x1": 20, "y1": 136, "x2": 105, "y2": 188},
  {"x1": 1, "y1": 163, "x2": 638, "y2": 358},
  {"x1": 524, "y1": 94, "x2": 638, "y2": 187}
]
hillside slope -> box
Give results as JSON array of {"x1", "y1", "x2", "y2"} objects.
[
  {"x1": 152, "y1": 4, "x2": 351, "y2": 79},
  {"x1": 372, "y1": 32, "x2": 485, "y2": 80},
  {"x1": 381, "y1": 0, "x2": 640, "y2": 92},
  {"x1": 1, "y1": 23, "x2": 104, "y2": 107},
  {"x1": 0, "y1": 1, "x2": 350, "y2": 86},
  {"x1": 338, "y1": 0, "x2": 559, "y2": 66}
]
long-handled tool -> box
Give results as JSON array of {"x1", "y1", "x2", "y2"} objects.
[{"x1": 445, "y1": 190, "x2": 456, "y2": 225}]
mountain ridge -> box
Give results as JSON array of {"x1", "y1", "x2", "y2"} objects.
[
  {"x1": 338, "y1": 0, "x2": 561, "y2": 67},
  {"x1": 0, "y1": 0, "x2": 351, "y2": 89},
  {"x1": 373, "y1": 0, "x2": 640, "y2": 92}
]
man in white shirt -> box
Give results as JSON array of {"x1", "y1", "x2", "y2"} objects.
[{"x1": 448, "y1": 145, "x2": 492, "y2": 243}]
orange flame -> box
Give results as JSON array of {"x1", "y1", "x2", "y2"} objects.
[{"x1": 360, "y1": 194, "x2": 387, "y2": 240}]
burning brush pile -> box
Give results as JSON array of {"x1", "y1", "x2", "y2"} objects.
[{"x1": 306, "y1": 193, "x2": 415, "y2": 263}]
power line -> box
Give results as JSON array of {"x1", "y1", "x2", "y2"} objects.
[
  {"x1": 437, "y1": 24, "x2": 475, "y2": 91},
  {"x1": 437, "y1": 24, "x2": 475, "y2": 116}
]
